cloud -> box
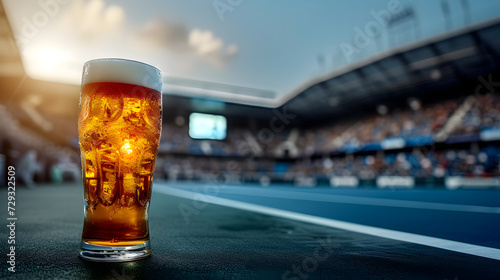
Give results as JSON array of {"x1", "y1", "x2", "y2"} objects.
[
  {"x1": 55, "y1": 1, "x2": 236, "y2": 67},
  {"x1": 59, "y1": 0, "x2": 125, "y2": 41},
  {"x1": 189, "y1": 29, "x2": 238, "y2": 67},
  {"x1": 135, "y1": 17, "x2": 238, "y2": 67},
  {"x1": 135, "y1": 17, "x2": 188, "y2": 50}
]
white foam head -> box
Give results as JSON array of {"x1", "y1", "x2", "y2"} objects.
[{"x1": 82, "y1": 58, "x2": 162, "y2": 92}]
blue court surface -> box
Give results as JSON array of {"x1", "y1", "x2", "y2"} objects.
[
  {"x1": 1, "y1": 183, "x2": 500, "y2": 279},
  {"x1": 156, "y1": 182, "x2": 500, "y2": 259}
]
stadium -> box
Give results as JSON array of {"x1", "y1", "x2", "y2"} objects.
[{"x1": 0, "y1": 0, "x2": 499, "y2": 279}]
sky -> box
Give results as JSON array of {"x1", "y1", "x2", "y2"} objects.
[{"x1": 3, "y1": 0, "x2": 500, "y2": 107}]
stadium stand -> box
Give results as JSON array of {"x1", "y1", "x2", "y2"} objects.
[
  {"x1": 156, "y1": 92, "x2": 500, "y2": 187},
  {"x1": 0, "y1": 104, "x2": 80, "y2": 186}
]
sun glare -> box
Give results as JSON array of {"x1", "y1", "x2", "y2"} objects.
[{"x1": 22, "y1": 44, "x2": 72, "y2": 82}]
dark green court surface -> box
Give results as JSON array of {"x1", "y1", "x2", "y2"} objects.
[{"x1": 1, "y1": 183, "x2": 499, "y2": 279}]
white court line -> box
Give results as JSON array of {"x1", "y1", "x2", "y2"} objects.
[
  {"x1": 154, "y1": 184, "x2": 500, "y2": 261},
  {"x1": 214, "y1": 186, "x2": 500, "y2": 214}
]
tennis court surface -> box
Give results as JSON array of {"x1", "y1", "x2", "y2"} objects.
[{"x1": 1, "y1": 183, "x2": 499, "y2": 279}]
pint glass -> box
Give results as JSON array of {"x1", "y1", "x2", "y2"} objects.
[{"x1": 78, "y1": 58, "x2": 162, "y2": 262}]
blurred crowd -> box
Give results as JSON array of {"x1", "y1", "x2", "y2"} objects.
[
  {"x1": 0, "y1": 105, "x2": 80, "y2": 187},
  {"x1": 161, "y1": 94, "x2": 500, "y2": 158},
  {"x1": 155, "y1": 145, "x2": 500, "y2": 182},
  {"x1": 452, "y1": 93, "x2": 500, "y2": 135},
  {"x1": 160, "y1": 123, "x2": 292, "y2": 158},
  {"x1": 298, "y1": 98, "x2": 459, "y2": 155},
  {"x1": 157, "y1": 93, "x2": 500, "y2": 182},
  {"x1": 2, "y1": 92, "x2": 500, "y2": 188},
  {"x1": 290, "y1": 146, "x2": 500, "y2": 179}
]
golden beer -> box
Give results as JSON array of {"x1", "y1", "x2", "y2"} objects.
[{"x1": 78, "y1": 59, "x2": 162, "y2": 261}]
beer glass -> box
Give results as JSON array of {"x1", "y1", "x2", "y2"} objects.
[{"x1": 78, "y1": 58, "x2": 162, "y2": 262}]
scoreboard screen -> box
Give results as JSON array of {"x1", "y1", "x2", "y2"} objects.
[{"x1": 189, "y1": 113, "x2": 227, "y2": 140}]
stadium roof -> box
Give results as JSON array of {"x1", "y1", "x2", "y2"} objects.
[{"x1": 284, "y1": 17, "x2": 500, "y2": 121}]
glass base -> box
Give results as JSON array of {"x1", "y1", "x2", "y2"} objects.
[{"x1": 79, "y1": 240, "x2": 151, "y2": 262}]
